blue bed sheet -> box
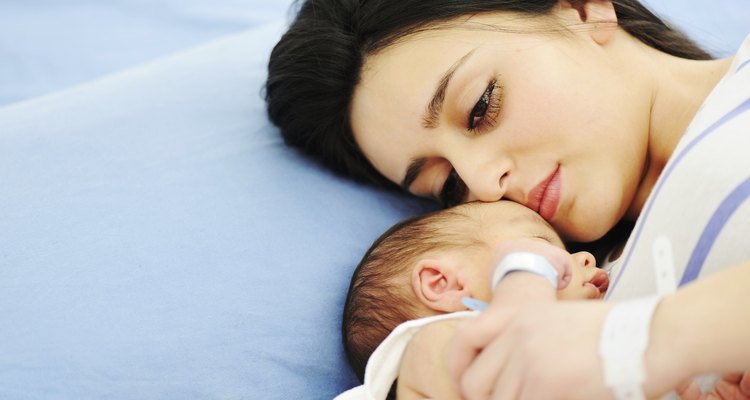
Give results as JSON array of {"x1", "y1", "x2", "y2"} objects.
[{"x1": 0, "y1": 1, "x2": 748, "y2": 399}]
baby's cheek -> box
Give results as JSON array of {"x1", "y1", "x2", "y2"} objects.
[
  {"x1": 475, "y1": 286, "x2": 494, "y2": 303},
  {"x1": 556, "y1": 286, "x2": 582, "y2": 301}
]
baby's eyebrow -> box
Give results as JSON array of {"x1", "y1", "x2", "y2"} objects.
[
  {"x1": 522, "y1": 210, "x2": 554, "y2": 230},
  {"x1": 532, "y1": 212, "x2": 550, "y2": 226}
]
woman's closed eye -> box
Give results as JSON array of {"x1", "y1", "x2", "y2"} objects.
[
  {"x1": 435, "y1": 79, "x2": 502, "y2": 206},
  {"x1": 468, "y1": 78, "x2": 502, "y2": 134}
]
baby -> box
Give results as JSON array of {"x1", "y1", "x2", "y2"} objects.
[
  {"x1": 341, "y1": 201, "x2": 608, "y2": 390},
  {"x1": 339, "y1": 200, "x2": 746, "y2": 400}
]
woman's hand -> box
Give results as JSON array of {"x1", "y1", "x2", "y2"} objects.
[
  {"x1": 446, "y1": 238, "x2": 612, "y2": 400},
  {"x1": 448, "y1": 297, "x2": 614, "y2": 400},
  {"x1": 448, "y1": 251, "x2": 750, "y2": 399},
  {"x1": 400, "y1": 239, "x2": 578, "y2": 399}
]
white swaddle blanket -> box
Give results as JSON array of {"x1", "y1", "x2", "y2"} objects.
[{"x1": 335, "y1": 311, "x2": 477, "y2": 400}]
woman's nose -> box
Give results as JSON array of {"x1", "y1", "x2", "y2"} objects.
[{"x1": 454, "y1": 158, "x2": 512, "y2": 203}]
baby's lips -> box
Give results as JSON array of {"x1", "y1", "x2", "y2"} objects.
[{"x1": 588, "y1": 269, "x2": 610, "y2": 297}]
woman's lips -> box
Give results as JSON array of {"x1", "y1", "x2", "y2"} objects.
[{"x1": 527, "y1": 165, "x2": 561, "y2": 221}]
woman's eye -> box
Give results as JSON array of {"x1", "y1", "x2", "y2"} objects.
[
  {"x1": 467, "y1": 79, "x2": 501, "y2": 133},
  {"x1": 439, "y1": 168, "x2": 468, "y2": 208}
]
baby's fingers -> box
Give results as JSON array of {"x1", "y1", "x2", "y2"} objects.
[{"x1": 675, "y1": 378, "x2": 706, "y2": 400}]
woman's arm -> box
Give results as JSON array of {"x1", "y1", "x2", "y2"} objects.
[
  {"x1": 399, "y1": 270, "x2": 557, "y2": 400},
  {"x1": 645, "y1": 260, "x2": 750, "y2": 395}
]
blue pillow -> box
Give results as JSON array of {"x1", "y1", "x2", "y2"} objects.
[
  {"x1": 0, "y1": 0, "x2": 295, "y2": 106},
  {"x1": 643, "y1": 0, "x2": 749, "y2": 57},
  {"x1": 0, "y1": 21, "x2": 433, "y2": 399}
]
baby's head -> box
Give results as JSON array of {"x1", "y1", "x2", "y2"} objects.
[{"x1": 342, "y1": 201, "x2": 609, "y2": 380}]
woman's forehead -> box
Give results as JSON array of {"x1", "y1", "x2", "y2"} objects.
[
  {"x1": 357, "y1": 13, "x2": 557, "y2": 96},
  {"x1": 360, "y1": 33, "x2": 470, "y2": 83},
  {"x1": 363, "y1": 10, "x2": 555, "y2": 60}
]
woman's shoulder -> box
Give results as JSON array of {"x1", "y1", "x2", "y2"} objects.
[
  {"x1": 732, "y1": 33, "x2": 750, "y2": 69},
  {"x1": 607, "y1": 39, "x2": 750, "y2": 300},
  {"x1": 680, "y1": 35, "x2": 750, "y2": 144}
]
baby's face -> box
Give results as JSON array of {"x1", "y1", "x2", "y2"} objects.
[
  {"x1": 457, "y1": 201, "x2": 609, "y2": 301},
  {"x1": 555, "y1": 251, "x2": 609, "y2": 301}
]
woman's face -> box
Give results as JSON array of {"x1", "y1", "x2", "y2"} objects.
[{"x1": 350, "y1": 10, "x2": 652, "y2": 242}]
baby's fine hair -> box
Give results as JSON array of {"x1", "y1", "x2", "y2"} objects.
[
  {"x1": 265, "y1": 0, "x2": 711, "y2": 193},
  {"x1": 342, "y1": 204, "x2": 486, "y2": 381}
]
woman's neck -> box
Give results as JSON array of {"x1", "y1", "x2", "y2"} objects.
[{"x1": 624, "y1": 47, "x2": 733, "y2": 220}]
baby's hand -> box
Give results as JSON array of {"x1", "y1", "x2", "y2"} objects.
[
  {"x1": 711, "y1": 372, "x2": 750, "y2": 399},
  {"x1": 492, "y1": 238, "x2": 573, "y2": 291},
  {"x1": 396, "y1": 318, "x2": 468, "y2": 400},
  {"x1": 676, "y1": 372, "x2": 750, "y2": 400}
]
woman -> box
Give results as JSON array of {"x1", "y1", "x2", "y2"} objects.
[{"x1": 266, "y1": 0, "x2": 750, "y2": 398}]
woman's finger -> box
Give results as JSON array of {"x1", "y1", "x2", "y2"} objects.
[
  {"x1": 490, "y1": 352, "x2": 522, "y2": 400},
  {"x1": 459, "y1": 330, "x2": 512, "y2": 400},
  {"x1": 448, "y1": 309, "x2": 512, "y2": 387},
  {"x1": 451, "y1": 273, "x2": 556, "y2": 392}
]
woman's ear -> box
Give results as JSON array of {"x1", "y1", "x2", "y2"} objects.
[
  {"x1": 585, "y1": 0, "x2": 617, "y2": 45},
  {"x1": 562, "y1": 0, "x2": 618, "y2": 45},
  {"x1": 411, "y1": 259, "x2": 470, "y2": 313}
]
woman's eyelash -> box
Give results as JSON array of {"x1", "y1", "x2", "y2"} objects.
[
  {"x1": 435, "y1": 79, "x2": 501, "y2": 206},
  {"x1": 467, "y1": 79, "x2": 502, "y2": 134},
  {"x1": 439, "y1": 168, "x2": 467, "y2": 208}
]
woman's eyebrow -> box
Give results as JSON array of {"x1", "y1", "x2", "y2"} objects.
[{"x1": 421, "y1": 48, "x2": 477, "y2": 129}]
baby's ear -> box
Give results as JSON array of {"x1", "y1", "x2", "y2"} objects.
[{"x1": 411, "y1": 259, "x2": 469, "y2": 313}]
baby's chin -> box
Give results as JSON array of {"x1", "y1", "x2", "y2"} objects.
[{"x1": 557, "y1": 287, "x2": 601, "y2": 301}]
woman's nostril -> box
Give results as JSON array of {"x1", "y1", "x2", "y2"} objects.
[{"x1": 497, "y1": 172, "x2": 510, "y2": 201}]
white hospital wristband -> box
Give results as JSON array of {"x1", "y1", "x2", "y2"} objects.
[
  {"x1": 491, "y1": 252, "x2": 558, "y2": 290},
  {"x1": 598, "y1": 295, "x2": 663, "y2": 400}
]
